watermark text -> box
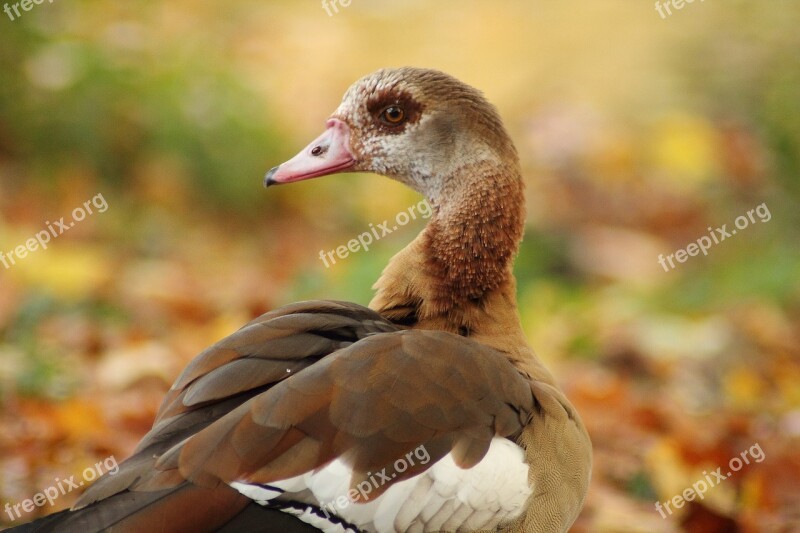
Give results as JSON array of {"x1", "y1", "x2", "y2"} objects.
[
  {"x1": 0, "y1": 193, "x2": 109, "y2": 270},
  {"x1": 319, "y1": 444, "x2": 431, "y2": 518},
  {"x1": 318, "y1": 198, "x2": 432, "y2": 268},
  {"x1": 655, "y1": 442, "x2": 764, "y2": 518},
  {"x1": 3, "y1": 0, "x2": 56, "y2": 22},
  {"x1": 321, "y1": 0, "x2": 352, "y2": 17},
  {"x1": 658, "y1": 202, "x2": 770, "y2": 272},
  {"x1": 4, "y1": 455, "x2": 119, "y2": 522},
  {"x1": 655, "y1": 0, "x2": 705, "y2": 19}
]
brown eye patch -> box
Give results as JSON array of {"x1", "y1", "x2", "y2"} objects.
[{"x1": 366, "y1": 88, "x2": 424, "y2": 134}]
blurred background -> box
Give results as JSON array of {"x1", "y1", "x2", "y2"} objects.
[{"x1": 1, "y1": 1, "x2": 798, "y2": 531}]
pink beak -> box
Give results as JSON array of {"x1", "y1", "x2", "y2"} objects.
[{"x1": 264, "y1": 119, "x2": 356, "y2": 186}]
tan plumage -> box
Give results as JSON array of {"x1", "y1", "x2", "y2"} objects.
[{"x1": 15, "y1": 68, "x2": 591, "y2": 533}]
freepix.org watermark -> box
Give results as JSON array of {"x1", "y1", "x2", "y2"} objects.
[
  {"x1": 0, "y1": 192, "x2": 109, "y2": 270},
  {"x1": 4, "y1": 455, "x2": 119, "y2": 522},
  {"x1": 3, "y1": 0, "x2": 55, "y2": 22},
  {"x1": 658, "y1": 202, "x2": 770, "y2": 272},
  {"x1": 655, "y1": 0, "x2": 705, "y2": 19},
  {"x1": 319, "y1": 444, "x2": 431, "y2": 519},
  {"x1": 318, "y1": 198, "x2": 432, "y2": 268},
  {"x1": 654, "y1": 442, "x2": 765, "y2": 519},
  {"x1": 321, "y1": 0, "x2": 352, "y2": 17}
]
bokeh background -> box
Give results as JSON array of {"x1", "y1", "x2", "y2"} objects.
[{"x1": 1, "y1": 1, "x2": 799, "y2": 531}]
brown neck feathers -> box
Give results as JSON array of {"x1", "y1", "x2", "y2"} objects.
[{"x1": 421, "y1": 161, "x2": 525, "y2": 313}]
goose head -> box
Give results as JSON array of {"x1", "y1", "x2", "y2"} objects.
[
  {"x1": 264, "y1": 67, "x2": 520, "y2": 208},
  {"x1": 266, "y1": 68, "x2": 526, "y2": 310}
]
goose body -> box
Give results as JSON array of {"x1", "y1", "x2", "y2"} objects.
[{"x1": 14, "y1": 68, "x2": 591, "y2": 533}]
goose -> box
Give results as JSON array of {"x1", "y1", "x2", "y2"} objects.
[{"x1": 13, "y1": 67, "x2": 592, "y2": 533}]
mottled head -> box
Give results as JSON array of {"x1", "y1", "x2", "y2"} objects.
[{"x1": 265, "y1": 67, "x2": 519, "y2": 205}]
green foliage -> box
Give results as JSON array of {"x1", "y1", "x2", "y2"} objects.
[{"x1": 0, "y1": 10, "x2": 284, "y2": 212}]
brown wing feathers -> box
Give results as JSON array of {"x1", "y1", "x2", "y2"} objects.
[
  {"x1": 157, "y1": 300, "x2": 397, "y2": 420},
  {"x1": 70, "y1": 302, "x2": 396, "y2": 504},
  {"x1": 172, "y1": 329, "x2": 534, "y2": 501},
  {"x1": 71, "y1": 301, "x2": 532, "y2": 515}
]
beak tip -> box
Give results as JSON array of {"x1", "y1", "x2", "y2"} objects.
[{"x1": 264, "y1": 166, "x2": 280, "y2": 188}]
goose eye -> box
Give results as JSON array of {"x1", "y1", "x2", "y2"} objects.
[{"x1": 380, "y1": 106, "x2": 405, "y2": 125}]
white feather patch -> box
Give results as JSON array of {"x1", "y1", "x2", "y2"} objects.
[{"x1": 230, "y1": 437, "x2": 531, "y2": 532}]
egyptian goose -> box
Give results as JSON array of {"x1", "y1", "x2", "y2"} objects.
[{"x1": 15, "y1": 68, "x2": 591, "y2": 533}]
